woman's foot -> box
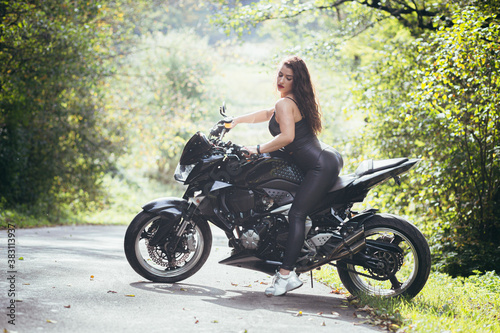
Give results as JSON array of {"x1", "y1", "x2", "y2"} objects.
[{"x1": 265, "y1": 270, "x2": 303, "y2": 296}]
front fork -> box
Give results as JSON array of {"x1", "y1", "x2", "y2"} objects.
[{"x1": 167, "y1": 202, "x2": 198, "y2": 252}]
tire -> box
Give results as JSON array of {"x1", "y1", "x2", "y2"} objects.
[
  {"x1": 124, "y1": 211, "x2": 212, "y2": 283},
  {"x1": 337, "y1": 214, "x2": 431, "y2": 299}
]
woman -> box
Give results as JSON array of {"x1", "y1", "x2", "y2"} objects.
[{"x1": 231, "y1": 56, "x2": 343, "y2": 296}]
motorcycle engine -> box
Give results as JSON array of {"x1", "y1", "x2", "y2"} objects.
[
  {"x1": 226, "y1": 188, "x2": 255, "y2": 212},
  {"x1": 239, "y1": 215, "x2": 289, "y2": 264},
  {"x1": 240, "y1": 219, "x2": 269, "y2": 250},
  {"x1": 224, "y1": 189, "x2": 275, "y2": 224}
]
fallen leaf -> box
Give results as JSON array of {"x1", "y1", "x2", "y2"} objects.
[
  {"x1": 107, "y1": 290, "x2": 117, "y2": 294},
  {"x1": 321, "y1": 321, "x2": 326, "y2": 326},
  {"x1": 211, "y1": 320, "x2": 219, "y2": 323},
  {"x1": 317, "y1": 312, "x2": 323, "y2": 315},
  {"x1": 125, "y1": 294, "x2": 135, "y2": 297},
  {"x1": 331, "y1": 311, "x2": 340, "y2": 317},
  {"x1": 260, "y1": 281, "x2": 269, "y2": 285},
  {"x1": 243, "y1": 284, "x2": 252, "y2": 287},
  {"x1": 180, "y1": 288, "x2": 187, "y2": 291},
  {"x1": 349, "y1": 299, "x2": 360, "y2": 306},
  {"x1": 64, "y1": 305, "x2": 71, "y2": 308},
  {"x1": 231, "y1": 282, "x2": 238, "y2": 286},
  {"x1": 194, "y1": 317, "x2": 199, "y2": 324},
  {"x1": 293, "y1": 311, "x2": 303, "y2": 317},
  {"x1": 389, "y1": 324, "x2": 400, "y2": 332},
  {"x1": 19, "y1": 257, "x2": 24, "y2": 260},
  {"x1": 358, "y1": 305, "x2": 374, "y2": 312},
  {"x1": 46, "y1": 319, "x2": 57, "y2": 324}
]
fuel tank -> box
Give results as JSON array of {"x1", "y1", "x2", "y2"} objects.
[{"x1": 244, "y1": 156, "x2": 304, "y2": 205}]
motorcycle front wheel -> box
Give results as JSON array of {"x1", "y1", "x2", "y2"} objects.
[
  {"x1": 124, "y1": 211, "x2": 212, "y2": 283},
  {"x1": 337, "y1": 214, "x2": 431, "y2": 299}
]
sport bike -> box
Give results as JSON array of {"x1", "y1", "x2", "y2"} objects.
[{"x1": 124, "y1": 104, "x2": 431, "y2": 298}]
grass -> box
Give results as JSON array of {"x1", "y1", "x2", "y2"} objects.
[{"x1": 315, "y1": 266, "x2": 500, "y2": 332}]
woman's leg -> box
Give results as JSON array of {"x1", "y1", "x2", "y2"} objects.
[{"x1": 280, "y1": 150, "x2": 343, "y2": 271}]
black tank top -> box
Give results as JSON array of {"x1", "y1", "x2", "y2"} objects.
[{"x1": 268, "y1": 98, "x2": 324, "y2": 171}]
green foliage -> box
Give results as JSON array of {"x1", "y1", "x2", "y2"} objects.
[
  {"x1": 105, "y1": 30, "x2": 218, "y2": 181},
  {"x1": 347, "y1": 6, "x2": 500, "y2": 276},
  {"x1": 407, "y1": 8, "x2": 500, "y2": 275},
  {"x1": 213, "y1": 1, "x2": 500, "y2": 275},
  {"x1": 0, "y1": 1, "x2": 134, "y2": 221},
  {"x1": 0, "y1": 0, "x2": 240, "y2": 225},
  {"x1": 212, "y1": 0, "x2": 456, "y2": 38}
]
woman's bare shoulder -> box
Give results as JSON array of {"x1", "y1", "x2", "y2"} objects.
[{"x1": 275, "y1": 97, "x2": 296, "y2": 111}]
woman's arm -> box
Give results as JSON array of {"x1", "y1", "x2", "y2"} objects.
[
  {"x1": 246, "y1": 99, "x2": 296, "y2": 154},
  {"x1": 232, "y1": 107, "x2": 274, "y2": 127}
]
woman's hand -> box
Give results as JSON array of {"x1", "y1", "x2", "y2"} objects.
[
  {"x1": 229, "y1": 118, "x2": 239, "y2": 129},
  {"x1": 241, "y1": 146, "x2": 259, "y2": 157},
  {"x1": 245, "y1": 146, "x2": 259, "y2": 154}
]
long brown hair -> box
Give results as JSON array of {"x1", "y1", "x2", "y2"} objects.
[{"x1": 281, "y1": 56, "x2": 322, "y2": 135}]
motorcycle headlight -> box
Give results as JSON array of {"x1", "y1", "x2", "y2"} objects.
[{"x1": 174, "y1": 163, "x2": 196, "y2": 183}]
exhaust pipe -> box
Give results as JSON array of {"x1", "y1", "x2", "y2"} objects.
[
  {"x1": 296, "y1": 226, "x2": 366, "y2": 274},
  {"x1": 327, "y1": 226, "x2": 365, "y2": 260}
]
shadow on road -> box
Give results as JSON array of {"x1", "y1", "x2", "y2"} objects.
[{"x1": 130, "y1": 281, "x2": 352, "y2": 322}]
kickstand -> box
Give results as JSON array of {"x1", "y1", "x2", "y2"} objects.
[{"x1": 310, "y1": 270, "x2": 314, "y2": 288}]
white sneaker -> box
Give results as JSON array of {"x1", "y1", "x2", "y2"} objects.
[{"x1": 265, "y1": 271, "x2": 303, "y2": 296}]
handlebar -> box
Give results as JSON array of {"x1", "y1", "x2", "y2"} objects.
[
  {"x1": 209, "y1": 117, "x2": 233, "y2": 139},
  {"x1": 209, "y1": 104, "x2": 264, "y2": 160}
]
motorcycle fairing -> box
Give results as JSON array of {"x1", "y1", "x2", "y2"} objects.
[
  {"x1": 218, "y1": 251, "x2": 281, "y2": 275},
  {"x1": 184, "y1": 154, "x2": 225, "y2": 184},
  {"x1": 355, "y1": 158, "x2": 409, "y2": 177},
  {"x1": 179, "y1": 132, "x2": 212, "y2": 165},
  {"x1": 351, "y1": 158, "x2": 419, "y2": 189},
  {"x1": 328, "y1": 158, "x2": 419, "y2": 196},
  {"x1": 312, "y1": 159, "x2": 421, "y2": 211}
]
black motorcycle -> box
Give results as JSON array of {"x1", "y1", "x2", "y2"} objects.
[{"x1": 124, "y1": 104, "x2": 431, "y2": 298}]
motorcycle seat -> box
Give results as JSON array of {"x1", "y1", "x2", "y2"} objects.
[
  {"x1": 354, "y1": 158, "x2": 409, "y2": 177},
  {"x1": 329, "y1": 174, "x2": 357, "y2": 193},
  {"x1": 328, "y1": 158, "x2": 409, "y2": 193}
]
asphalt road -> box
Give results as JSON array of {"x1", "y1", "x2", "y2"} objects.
[{"x1": 1, "y1": 224, "x2": 383, "y2": 333}]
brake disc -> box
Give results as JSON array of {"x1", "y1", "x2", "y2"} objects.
[{"x1": 146, "y1": 239, "x2": 190, "y2": 268}]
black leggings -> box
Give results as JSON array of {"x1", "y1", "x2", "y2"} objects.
[{"x1": 281, "y1": 147, "x2": 343, "y2": 271}]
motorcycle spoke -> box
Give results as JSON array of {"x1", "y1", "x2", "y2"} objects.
[
  {"x1": 343, "y1": 227, "x2": 418, "y2": 297},
  {"x1": 134, "y1": 218, "x2": 205, "y2": 278}
]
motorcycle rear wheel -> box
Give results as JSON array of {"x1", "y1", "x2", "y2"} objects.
[
  {"x1": 337, "y1": 214, "x2": 431, "y2": 299},
  {"x1": 124, "y1": 211, "x2": 212, "y2": 283}
]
